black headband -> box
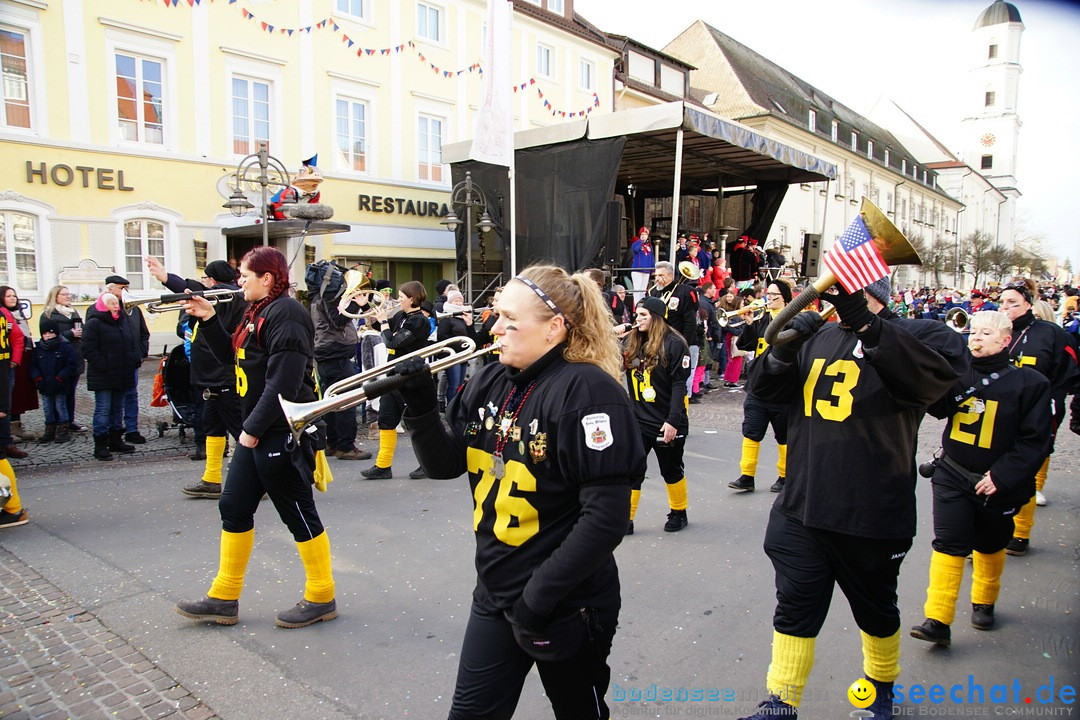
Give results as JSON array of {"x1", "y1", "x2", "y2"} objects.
[
  {"x1": 1002, "y1": 282, "x2": 1032, "y2": 303},
  {"x1": 514, "y1": 275, "x2": 571, "y2": 327}
]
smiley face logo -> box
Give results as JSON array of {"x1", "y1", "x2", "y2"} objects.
[{"x1": 847, "y1": 678, "x2": 876, "y2": 708}]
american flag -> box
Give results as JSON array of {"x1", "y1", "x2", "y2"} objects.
[{"x1": 823, "y1": 215, "x2": 889, "y2": 293}]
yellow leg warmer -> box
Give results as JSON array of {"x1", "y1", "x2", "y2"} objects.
[
  {"x1": 861, "y1": 630, "x2": 901, "y2": 683},
  {"x1": 297, "y1": 532, "x2": 335, "y2": 604},
  {"x1": 376, "y1": 429, "x2": 397, "y2": 469},
  {"x1": 766, "y1": 630, "x2": 815, "y2": 707},
  {"x1": 776, "y1": 444, "x2": 787, "y2": 478},
  {"x1": 201, "y1": 436, "x2": 226, "y2": 485},
  {"x1": 924, "y1": 551, "x2": 966, "y2": 625},
  {"x1": 666, "y1": 478, "x2": 688, "y2": 511},
  {"x1": 971, "y1": 550, "x2": 1006, "y2": 606},
  {"x1": 739, "y1": 438, "x2": 760, "y2": 477},
  {"x1": 1012, "y1": 497, "x2": 1035, "y2": 540},
  {"x1": 629, "y1": 489, "x2": 641, "y2": 522},
  {"x1": 0, "y1": 459, "x2": 21, "y2": 515},
  {"x1": 1035, "y1": 455, "x2": 1049, "y2": 492},
  {"x1": 208, "y1": 529, "x2": 254, "y2": 601}
]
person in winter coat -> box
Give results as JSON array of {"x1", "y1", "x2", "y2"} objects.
[
  {"x1": 0, "y1": 301, "x2": 26, "y2": 459},
  {"x1": 0, "y1": 286, "x2": 38, "y2": 444},
  {"x1": 630, "y1": 227, "x2": 655, "y2": 305},
  {"x1": 29, "y1": 317, "x2": 79, "y2": 444},
  {"x1": 436, "y1": 290, "x2": 477, "y2": 407},
  {"x1": 81, "y1": 293, "x2": 142, "y2": 461},
  {"x1": 41, "y1": 285, "x2": 87, "y2": 432}
]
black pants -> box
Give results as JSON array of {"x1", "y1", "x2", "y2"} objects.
[
  {"x1": 218, "y1": 433, "x2": 325, "y2": 542},
  {"x1": 315, "y1": 357, "x2": 359, "y2": 451},
  {"x1": 930, "y1": 470, "x2": 1016, "y2": 557},
  {"x1": 201, "y1": 386, "x2": 243, "y2": 440},
  {"x1": 629, "y1": 432, "x2": 685, "y2": 489},
  {"x1": 448, "y1": 595, "x2": 618, "y2": 720},
  {"x1": 742, "y1": 394, "x2": 788, "y2": 443},
  {"x1": 377, "y1": 389, "x2": 406, "y2": 431},
  {"x1": 763, "y1": 508, "x2": 911, "y2": 638}
]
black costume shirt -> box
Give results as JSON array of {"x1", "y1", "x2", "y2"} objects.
[
  {"x1": 749, "y1": 318, "x2": 958, "y2": 539},
  {"x1": 625, "y1": 332, "x2": 690, "y2": 436},
  {"x1": 383, "y1": 309, "x2": 429, "y2": 357},
  {"x1": 649, "y1": 280, "x2": 697, "y2": 344},
  {"x1": 928, "y1": 350, "x2": 1051, "y2": 508},
  {"x1": 1008, "y1": 311, "x2": 1079, "y2": 424},
  {"x1": 406, "y1": 345, "x2": 645, "y2": 617},
  {"x1": 163, "y1": 273, "x2": 247, "y2": 388},
  {"x1": 200, "y1": 297, "x2": 316, "y2": 438}
]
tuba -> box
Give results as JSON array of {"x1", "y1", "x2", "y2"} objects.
[
  {"x1": 764, "y1": 198, "x2": 921, "y2": 345},
  {"x1": 338, "y1": 269, "x2": 390, "y2": 319},
  {"x1": 677, "y1": 260, "x2": 703, "y2": 283}
]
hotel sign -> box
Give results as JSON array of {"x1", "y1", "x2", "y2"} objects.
[{"x1": 25, "y1": 161, "x2": 134, "y2": 191}]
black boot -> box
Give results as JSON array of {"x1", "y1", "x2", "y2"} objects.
[
  {"x1": 54, "y1": 423, "x2": 72, "y2": 444},
  {"x1": 189, "y1": 438, "x2": 207, "y2": 461},
  {"x1": 93, "y1": 435, "x2": 114, "y2": 461},
  {"x1": 38, "y1": 424, "x2": 57, "y2": 444},
  {"x1": 108, "y1": 430, "x2": 135, "y2": 454}
]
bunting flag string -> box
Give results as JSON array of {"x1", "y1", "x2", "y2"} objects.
[{"x1": 141, "y1": 1, "x2": 603, "y2": 119}]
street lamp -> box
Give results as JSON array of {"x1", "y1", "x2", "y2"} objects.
[
  {"x1": 441, "y1": 170, "x2": 494, "y2": 304},
  {"x1": 222, "y1": 141, "x2": 292, "y2": 247}
]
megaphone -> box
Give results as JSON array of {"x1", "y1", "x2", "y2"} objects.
[{"x1": 764, "y1": 198, "x2": 920, "y2": 345}]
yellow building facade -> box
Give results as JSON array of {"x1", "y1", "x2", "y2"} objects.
[{"x1": 0, "y1": 0, "x2": 615, "y2": 332}]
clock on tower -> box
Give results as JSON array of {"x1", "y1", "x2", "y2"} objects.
[{"x1": 980, "y1": 132, "x2": 996, "y2": 147}]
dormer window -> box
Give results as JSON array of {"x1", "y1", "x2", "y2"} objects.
[
  {"x1": 988, "y1": 44, "x2": 998, "y2": 59},
  {"x1": 831, "y1": 120, "x2": 838, "y2": 142},
  {"x1": 808, "y1": 108, "x2": 816, "y2": 132},
  {"x1": 850, "y1": 130, "x2": 857, "y2": 151}
]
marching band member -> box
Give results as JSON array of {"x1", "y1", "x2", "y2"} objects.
[
  {"x1": 738, "y1": 285, "x2": 958, "y2": 720},
  {"x1": 360, "y1": 281, "x2": 430, "y2": 479},
  {"x1": 398, "y1": 265, "x2": 644, "y2": 719},
  {"x1": 146, "y1": 256, "x2": 247, "y2": 497},
  {"x1": 729, "y1": 280, "x2": 792, "y2": 494},
  {"x1": 911, "y1": 310, "x2": 1050, "y2": 647},
  {"x1": 998, "y1": 279, "x2": 1079, "y2": 555},
  {"x1": 624, "y1": 296, "x2": 691, "y2": 534},
  {"x1": 175, "y1": 247, "x2": 337, "y2": 629}
]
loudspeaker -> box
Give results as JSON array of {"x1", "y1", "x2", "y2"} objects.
[{"x1": 801, "y1": 233, "x2": 821, "y2": 277}]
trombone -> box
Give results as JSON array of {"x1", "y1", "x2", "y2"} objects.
[
  {"x1": 280, "y1": 337, "x2": 497, "y2": 441},
  {"x1": 125, "y1": 288, "x2": 243, "y2": 314}
]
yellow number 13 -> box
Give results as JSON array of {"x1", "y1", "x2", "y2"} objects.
[{"x1": 803, "y1": 358, "x2": 860, "y2": 422}]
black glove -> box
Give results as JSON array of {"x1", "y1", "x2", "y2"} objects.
[
  {"x1": 826, "y1": 288, "x2": 873, "y2": 331},
  {"x1": 395, "y1": 356, "x2": 437, "y2": 416},
  {"x1": 509, "y1": 595, "x2": 549, "y2": 633},
  {"x1": 770, "y1": 311, "x2": 822, "y2": 364}
]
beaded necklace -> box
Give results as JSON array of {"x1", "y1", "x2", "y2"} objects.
[{"x1": 491, "y1": 380, "x2": 537, "y2": 480}]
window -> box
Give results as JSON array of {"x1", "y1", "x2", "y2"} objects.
[
  {"x1": 0, "y1": 211, "x2": 37, "y2": 291},
  {"x1": 123, "y1": 220, "x2": 165, "y2": 291},
  {"x1": 867, "y1": 139, "x2": 874, "y2": 159},
  {"x1": 831, "y1": 120, "x2": 838, "y2": 142},
  {"x1": 335, "y1": 0, "x2": 366, "y2": 19},
  {"x1": 548, "y1": 0, "x2": 564, "y2": 12},
  {"x1": 417, "y1": 3, "x2": 441, "y2": 43},
  {"x1": 335, "y1": 97, "x2": 368, "y2": 172},
  {"x1": 115, "y1": 52, "x2": 163, "y2": 144},
  {"x1": 808, "y1": 108, "x2": 816, "y2": 132},
  {"x1": 985, "y1": 90, "x2": 996, "y2": 107},
  {"x1": 850, "y1": 130, "x2": 857, "y2": 151},
  {"x1": 684, "y1": 197, "x2": 701, "y2": 231},
  {"x1": 981, "y1": 154, "x2": 993, "y2": 170},
  {"x1": 579, "y1": 59, "x2": 594, "y2": 91},
  {"x1": 1, "y1": 28, "x2": 31, "y2": 129},
  {"x1": 537, "y1": 43, "x2": 553, "y2": 78},
  {"x1": 901, "y1": 159, "x2": 907, "y2": 175},
  {"x1": 231, "y1": 76, "x2": 270, "y2": 155},
  {"x1": 884, "y1": 148, "x2": 890, "y2": 166},
  {"x1": 988, "y1": 44, "x2": 998, "y2": 59},
  {"x1": 418, "y1": 114, "x2": 443, "y2": 182},
  {"x1": 886, "y1": 192, "x2": 893, "y2": 212}
]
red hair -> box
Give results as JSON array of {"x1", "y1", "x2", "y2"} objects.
[{"x1": 232, "y1": 246, "x2": 292, "y2": 350}]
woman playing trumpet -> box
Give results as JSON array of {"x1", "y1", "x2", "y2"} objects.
[{"x1": 397, "y1": 265, "x2": 645, "y2": 719}]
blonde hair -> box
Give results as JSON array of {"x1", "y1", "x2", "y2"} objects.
[
  {"x1": 970, "y1": 309, "x2": 1012, "y2": 336},
  {"x1": 514, "y1": 264, "x2": 623, "y2": 380},
  {"x1": 43, "y1": 285, "x2": 69, "y2": 318},
  {"x1": 1032, "y1": 300, "x2": 1055, "y2": 322}
]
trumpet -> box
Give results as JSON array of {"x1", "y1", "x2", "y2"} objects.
[
  {"x1": 125, "y1": 288, "x2": 243, "y2": 314},
  {"x1": 717, "y1": 300, "x2": 766, "y2": 327},
  {"x1": 437, "y1": 304, "x2": 473, "y2": 320},
  {"x1": 280, "y1": 337, "x2": 497, "y2": 441},
  {"x1": 944, "y1": 307, "x2": 969, "y2": 334}
]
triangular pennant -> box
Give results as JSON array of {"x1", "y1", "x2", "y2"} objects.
[{"x1": 366, "y1": 48, "x2": 375, "y2": 55}]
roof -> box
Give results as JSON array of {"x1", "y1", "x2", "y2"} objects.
[
  {"x1": 974, "y1": 1, "x2": 1023, "y2": 30},
  {"x1": 662, "y1": 21, "x2": 957, "y2": 202},
  {"x1": 443, "y1": 101, "x2": 836, "y2": 194},
  {"x1": 510, "y1": 1, "x2": 616, "y2": 54}
]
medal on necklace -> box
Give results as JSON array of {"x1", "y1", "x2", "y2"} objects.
[
  {"x1": 641, "y1": 387, "x2": 656, "y2": 401},
  {"x1": 492, "y1": 452, "x2": 505, "y2": 480}
]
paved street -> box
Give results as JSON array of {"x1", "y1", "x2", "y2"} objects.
[{"x1": 1, "y1": 357, "x2": 1078, "y2": 719}]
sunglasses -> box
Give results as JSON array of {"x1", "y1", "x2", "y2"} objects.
[{"x1": 1001, "y1": 282, "x2": 1031, "y2": 303}]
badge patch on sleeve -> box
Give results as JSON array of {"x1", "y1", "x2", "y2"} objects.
[
  {"x1": 582, "y1": 413, "x2": 614, "y2": 451},
  {"x1": 681, "y1": 355, "x2": 691, "y2": 369},
  {"x1": 667, "y1": 296, "x2": 680, "y2": 310}
]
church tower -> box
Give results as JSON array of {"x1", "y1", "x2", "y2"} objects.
[{"x1": 961, "y1": 0, "x2": 1024, "y2": 247}]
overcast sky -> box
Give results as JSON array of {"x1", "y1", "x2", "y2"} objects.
[{"x1": 574, "y1": 0, "x2": 1080, "y2": 269}]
